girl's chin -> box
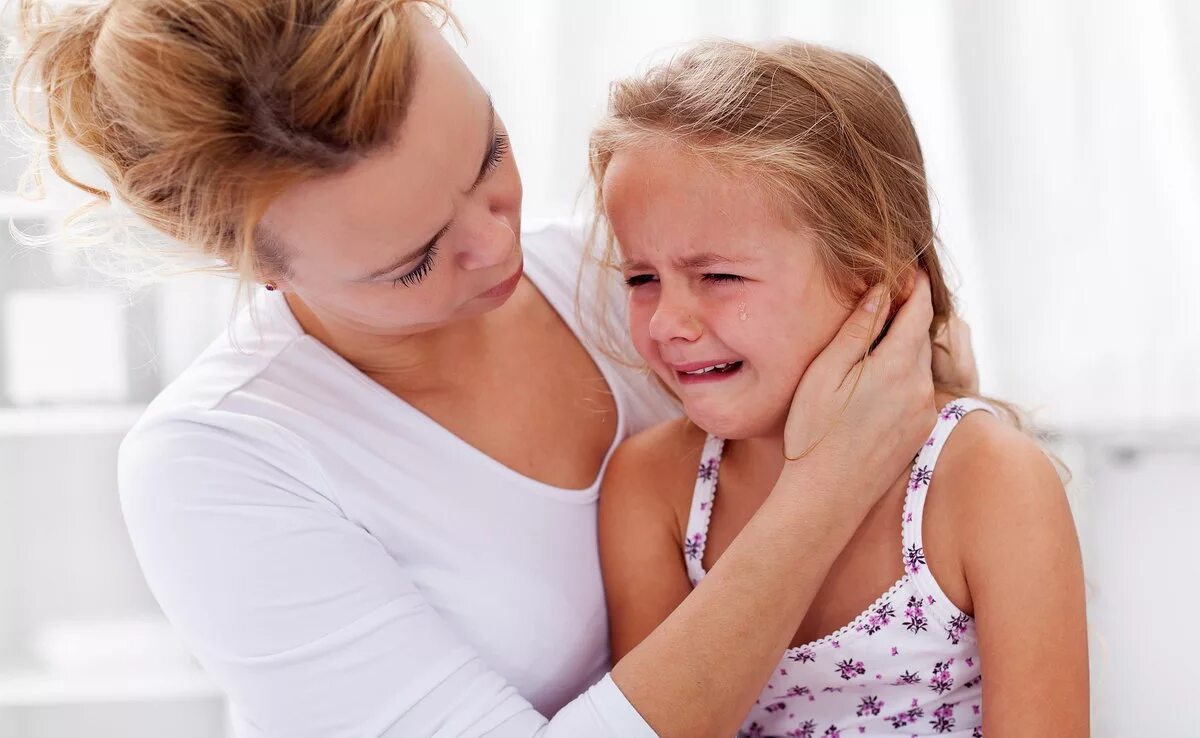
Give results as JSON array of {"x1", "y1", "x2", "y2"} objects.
[{"x1": 682, "y1": 401, "x2": 787, "y2": 441}]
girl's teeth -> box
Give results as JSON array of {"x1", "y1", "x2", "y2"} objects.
[{"x1": 685, "y1": 362, "x2": 734, "y2": 375}]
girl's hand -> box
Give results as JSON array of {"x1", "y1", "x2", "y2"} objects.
[{"x1": 782, "y1": 271, "x2": 937, "y2": 506}]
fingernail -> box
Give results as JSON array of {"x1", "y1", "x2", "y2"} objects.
[{"x1": 863, "y1": 286, "x2": 884, "y2": 313}]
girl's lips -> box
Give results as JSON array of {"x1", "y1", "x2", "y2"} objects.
[
  {"x1": 673, "y1": 360, "x2": 745, "y2": 385},
  {"x1": 669, "y1": 359, "x2": 745, "y2": 373}
]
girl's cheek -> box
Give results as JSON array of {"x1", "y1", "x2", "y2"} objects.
[{"x1": 627, "y1": 298, "x2": 657, "y2": 360}]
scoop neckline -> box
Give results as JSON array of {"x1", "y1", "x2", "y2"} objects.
[{"x1": 264, "y1": 249, "x2": 627, "y2": 504}]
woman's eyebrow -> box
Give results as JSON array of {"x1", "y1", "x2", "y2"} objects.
[
  {"x1": 468, "y1": 97, "x2": 497, "y2": 192},
  {"x1": 358, "y1": 97, "x2": 496, "y2": 282}
]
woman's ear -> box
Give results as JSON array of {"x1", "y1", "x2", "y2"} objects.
[{"x1": 255, "y1": 271, "x2": 293, "y2": 293}]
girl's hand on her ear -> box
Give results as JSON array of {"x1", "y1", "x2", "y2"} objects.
[
  {"x1": 782, "y1": 271, "x2": 937, "y2": 509},
  {"x1": 932, "y1": 314, "x2": 980, "y2": 393}
]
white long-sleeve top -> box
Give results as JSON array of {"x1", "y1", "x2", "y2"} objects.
[{"x1": 118, "y1": 222, "x2": 680, "y2": 737}]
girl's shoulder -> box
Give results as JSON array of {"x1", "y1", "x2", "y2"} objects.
[
  {"x1": 927, "y1": 395, "x2": 1064, "y2": 518},
  {"x1": 602, "y1": 417, "x2": 708, "y2": 534},
  {"x1": 923, "y1": 395, "x2": 1070, "y2": 613}
]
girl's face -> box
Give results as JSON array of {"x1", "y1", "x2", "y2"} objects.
[
  {"x1": 603, "y1": 142, "x2": 855, "y2": 440},
  {"x1": 260, "y1": 17, "x2": 524, "y2": 337}
]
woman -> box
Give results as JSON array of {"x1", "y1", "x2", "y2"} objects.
[{"x1": 16, "y1": 1, "x2": 972, "y2": 735}]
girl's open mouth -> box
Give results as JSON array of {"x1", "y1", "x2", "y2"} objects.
[{"x1": 676, "y1": 360, "x2": 744, "y2": 384}]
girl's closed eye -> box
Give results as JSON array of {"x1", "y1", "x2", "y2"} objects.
[
  {"x1": 625, "y1": 274, "x2": 658, "y2": 288},
  {"x1": 703, "y1": 273, "x2": 744, "y2": 285}
]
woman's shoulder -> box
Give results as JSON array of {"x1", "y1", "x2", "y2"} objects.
[
  {"x1": 119, "y1": 389, "x2": 328, "y2": 509},
  {"x1": 131, "y1": 289, "x2": 368, "y2": 439},
  {"x1": 137, "y1": 292, "x2": 309, "y2": 415},
  {"x1": 520, "y1": 218, "x2": 623, "y2": 314},
  {"x1": 522, "y1": 219, "x2": 682, "y2": 435},
  {"x1": 119, "y1": 304, "x2": 345, "y2": 515},
  {"x1": 520, "y1": 218, "x2": 588, "y2": 287}
]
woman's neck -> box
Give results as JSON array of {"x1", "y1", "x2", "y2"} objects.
[{"x1": 284, "y1": 290, "x2": 520, "y2": 396}]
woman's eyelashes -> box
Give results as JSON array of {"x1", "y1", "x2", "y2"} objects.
[
  {"x1": 389, "y1": 133, "x2": 509, "y2": 289},
  {"x1": 485, "y1": 131, "x2": 510, "y2": 173},
  {"x1": 393, "y1": 244, "x2": 440, "y2": 288}
]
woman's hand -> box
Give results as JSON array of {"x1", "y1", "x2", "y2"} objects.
[
  {"x1": 933, "y1": 313, "x2": 980, "y2": 393},
  {"x1": 782, "y1": 271, "x2": 937, "y2": 507}
]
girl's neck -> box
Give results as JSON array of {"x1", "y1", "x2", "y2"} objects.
[{"x1": 721, "y1": 429, "x2": 788, "y2": 491}]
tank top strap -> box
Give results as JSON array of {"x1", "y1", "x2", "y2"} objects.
[
  {"x1": 901, "y1": 398, "x2": 998, "y2": 578},
  {"x1": 683, "y1": 434, "x2": 726, "y2": 586}
]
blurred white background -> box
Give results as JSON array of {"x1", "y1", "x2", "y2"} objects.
[{"x1": 0, "y1": 1, "x2": 1196, "y2": 736}]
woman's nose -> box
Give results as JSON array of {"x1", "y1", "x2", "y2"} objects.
[{"x1": 457, "y1": 211, "x2": 516, "y2": 271}]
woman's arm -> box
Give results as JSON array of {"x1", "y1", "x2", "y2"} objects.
[
  {"x1": 606, "y1": 276, "x2": 939, "y2": 737},
  {"x1": 121, "y1": 276, "x2": 938, "y2": 738},
  {"x1": 119, "y1": 415, "x2": 651, "y2": 738},
  {"x1": 960, "y1": 421, "x2": 1090, "y2": 736}
]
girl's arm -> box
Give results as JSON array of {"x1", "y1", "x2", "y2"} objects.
[
  {"x1": 599, "y1": 420, "x2": 704, "y2": 663},
  {"x1": 960, "y1": 420, "x2": 1090, "y2": 736},
  {"x1": 606, "y1": 276, "x2": 940, "y2": 737}
]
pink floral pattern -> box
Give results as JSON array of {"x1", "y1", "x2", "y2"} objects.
[{"x1": 704, "y1": 400, "x2": 994, "y2": 737}]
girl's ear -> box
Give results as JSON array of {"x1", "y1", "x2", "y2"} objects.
[{"x1": 893, "y1": 266, "x2": 918, "y2": 305}]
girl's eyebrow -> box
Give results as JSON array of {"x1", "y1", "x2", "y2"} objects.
[{"x1": 621, "y1": 252, "x2": 752, "y2": 272}]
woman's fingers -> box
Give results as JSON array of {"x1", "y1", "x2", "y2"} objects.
[
  {"x1": 932, "y1": 314, "x2": 980, "y2": 392},
  {"x1": 873, "y1": 270, "x2": 933, "y2": 363},
  {"x1": 809, "y1": 284, "x2": 890, "y2": 384},
  {"x1": 831, "y1": 271, "x2": 936, "y2": 474}
]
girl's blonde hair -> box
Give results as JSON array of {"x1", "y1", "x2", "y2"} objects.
[
  {"x1": 587, "y1": 39, "x2": 987, "y2": 407},
  {"x1": 11, "y1": 0, "x2": 452, "y2": 286}
]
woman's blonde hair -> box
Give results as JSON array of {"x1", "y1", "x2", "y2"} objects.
[
  {"x1": 587, "y1": 38, "x2": 988, "y2": 407},
  {"x1": 11, "y1": 0, "x2": 452, "y2": 286}
]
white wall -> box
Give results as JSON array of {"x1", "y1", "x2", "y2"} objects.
[
  {"x1": 1, "y1": 2, "x2": 1196, "y2": 735},
  {"x1": 1066, "y1": 434, "x2": 1200, "y2": 737}
]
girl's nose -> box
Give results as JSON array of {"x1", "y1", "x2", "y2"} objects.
[{"x1": 648, "y1": 297, "x2": 703, "y2": 343}]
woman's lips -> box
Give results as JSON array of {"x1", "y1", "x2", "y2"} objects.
[{"x1": 479, "y1": 264, "x2": 523, "y2": 299}]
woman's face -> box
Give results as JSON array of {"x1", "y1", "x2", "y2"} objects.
[
  {"x1": 603, "y1": 142, "x2": 855, "y2": 440},
  {"x1": 261, "y1": 18, "x2": 524, "y2": 337}
]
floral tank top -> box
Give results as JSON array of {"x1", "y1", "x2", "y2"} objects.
[{"x1": 684, "y1": 399, "x2": 994, "y2": 738}]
